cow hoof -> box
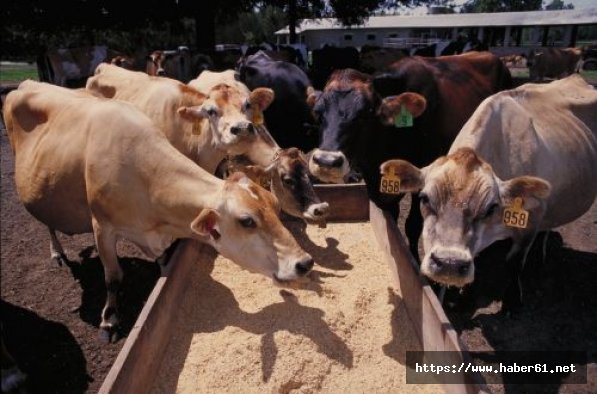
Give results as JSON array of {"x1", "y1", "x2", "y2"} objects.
[
  {"x1": 98, "y1": 327, "x2": 120, "y2": 344},
  {"x1": 52, "y1": 253, "x2": 67, "y2": 266}
]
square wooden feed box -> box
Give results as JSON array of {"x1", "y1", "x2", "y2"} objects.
[{"x1": 100, "y1": 184, "x2": 486, "y2": 393}]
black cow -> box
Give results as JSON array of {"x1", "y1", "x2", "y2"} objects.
[
  {"x1": 308, "y1": 52, "x2": 512, "y2": 259},
  {"x1": 237, "y1": 51, "x2": 318, "y2": 152},
  {"x1": 309, "y1": 46, "x2": 360, "y2": 89}
]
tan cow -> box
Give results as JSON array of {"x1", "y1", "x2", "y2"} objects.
[
  {"x1": 527, "y1": 47, "x2": 582, "y2": 82},
  {"x1": 190, "y1": 69, "x2": 330, "y2": 223},
  {"x1": 86, "y1": 63, "x2": 271, "y2": 174},
  {"x1": 381, "y1": 75, "x2": 596, "y2": 307},
  {"x1": 4, "y1": 80, "x2": 313, "y2": 340}
]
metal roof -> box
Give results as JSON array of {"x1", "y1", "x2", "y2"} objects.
[{"x1": 275, "y1": 8, "x2": 597, "y2": 35}]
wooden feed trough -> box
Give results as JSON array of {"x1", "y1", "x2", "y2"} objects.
[{"x1": 99, "y1": 184, "x2": 485, "y2": 393}]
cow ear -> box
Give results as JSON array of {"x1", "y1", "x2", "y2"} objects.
[
  {"x1": 306, "y1": 86, "x2": 321, "y2": 109},
  {"x1": 249, "y1": 88, "x2": 274, "y2": 111},
  {"x1": 9, "y1": 89, "x2": 49, "y2": 132},
  {"x1": 380, "y1": 159, "x2": 424, "y2": 192},
  {"x1": 499, "y1": 176, "x2": 551, "y2": 210},
  {"x1": 177, "y1": 106, "x2": 205, "y2": 122},
  {"x1": 190, "y1": 208, "x2": 221, "y2": 239},
  {"x1": 378, "y1": 92, "x2": 427, "y2": 125}
]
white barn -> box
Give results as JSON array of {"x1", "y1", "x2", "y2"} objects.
[{"x1": 275, "y1": 8, "x2": 597, "y2": 54}]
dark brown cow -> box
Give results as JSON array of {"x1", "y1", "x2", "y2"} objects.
[
  {"x1": 308, "y1": 51, "x2": 512, "y2": 259},
  {"x1": 527, "y1": 47, "x2": 582, "y2": 82}
]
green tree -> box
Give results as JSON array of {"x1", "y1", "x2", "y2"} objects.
[{"x1": 461, "y1": 0, "x2": 542, "y2": 13}]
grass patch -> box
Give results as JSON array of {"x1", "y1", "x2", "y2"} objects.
[{"x1": 0, "y1": 63, "x2": 38, "y2": 84}]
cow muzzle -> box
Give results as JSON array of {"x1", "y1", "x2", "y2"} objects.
[
  {"x1": 303, "y1": 201, "x2": 330, "y2": 222},
  {"x1": 156, "y1": 68, "x2": 166, "y2": 76},
  {"x1": 308, "y1": 149, "x2": 350, "y2": 184},
  {"x1": 421, "y1": 249, "x2": 474, "y2": 287}
]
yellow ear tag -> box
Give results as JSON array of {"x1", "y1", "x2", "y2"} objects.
[
  {"x1": 192, "y1": 122, "x2": 202, "y2": 136},
  {"x1": 503, "y1": 197, "x2": 529, "y2": 229},
  {"x1": 394, "y1": 105, "x2": 413, "y2": 128},
  {"x1": 380, "y1": 166, "x2": 401, "y2": 194},
  {"x1": 252, "y1": 111, "x2": 264, "y2": 126}
]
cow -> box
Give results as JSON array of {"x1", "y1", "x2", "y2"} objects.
[
  {"x1": 3, "y1": 80, "x2": 314, "y2": 341},
  {"x1": 358, "y1": 46, "x2": 408, "y2": 74},
  {"x1": 86, "y1": 63, "x2": 271, "y2": 174},
  {"x1": 146, "y1": 47, "x2": 193, "y2": 82},
  {"x1": 411, "y1": 38, "x2": 487, "y2": 57},
  {"x1": 527, "y1": 47, "x2": 582, "y2": 82},
  {"x1": 380, "y1": 75, "x2": 596, "y2": 308},
  {"x1": 189, "y1": 69, "x2": 329, "y2": 223},
  {"x1": 308, "y1": 51, "x2": 512, "y2": 259},
  {"x1": 237, "y1": 51, "x2": 319, "y2": 153},
  {"x1": 36, "y1": 46, "x2": 111, "y2": 87},
  {"x1": 309, "y1": 46, "x2": 360, "y2": 90}
]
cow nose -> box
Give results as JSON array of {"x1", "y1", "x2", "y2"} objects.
[
  {"x1": 230, "y1": 126, "x2": 241, "y2": 135},
  {"x1": 309, "y1": 202, "x2": 329, "y2": 218},
  {"x1": 157, "y1": 69, "x2": 166, "y2": 76},
  {"x1": 430, "y1": 253, "x2": 471, "y2": 277},
  {"x1": 295, "y1": 257, "x2": 314, "y2": 276},
  {"x1": 313, "y1": 152, "x2": 344, "y2": 168}
]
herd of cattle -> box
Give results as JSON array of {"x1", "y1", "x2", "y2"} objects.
[{"x1": 2, "y1": 42, "x2": 596, "y2": 363}]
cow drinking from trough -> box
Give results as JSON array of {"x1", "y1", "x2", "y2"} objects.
[
  {"x1": 381, "y1": 75, "x2": 596, "y2": 308},
  {"x1": 308, "y1": 52, "x2": 512, "y2": 259},
  {"x1": 4, "y1": 81, "x2": 314, "y2": 341}
]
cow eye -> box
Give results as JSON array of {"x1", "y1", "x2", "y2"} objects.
[
  {"x1": 206, "y1": 108, "x2": 219, "y2": 117},
  {"x1": 243, "y1": 101, "x2": 251, "y2": 112},
  {"x1": 238, "y1": 216, "x2": 256, "y2": 228},
  {"x1": 282, "y1": 176, "x2": 296, "y2": 187},
  {"x1": 483, "y1": 203, "x2": 499, "y2": 219},
  {"x1": 419, "y1": 193, "x2": 430, "y2": 205}
]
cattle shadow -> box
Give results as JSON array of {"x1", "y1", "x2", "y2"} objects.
[
  {"x1": 381, "y1": 288, "x2": 421, "y2": 365},
  {"x1": 283, "y1": 219, "x2": 353, "y2": 271},
  {"x1": 62, "y1": 244, "x2": 160, "y2": 338},
  {"x1": 156, "y1": 257, "x2": 353, "y2": 393},
  {"x1": 1, "y1": 300, "x2": 91, "y2": 393},
  {"x1": 443, "y1": 231, "x2": 597, "y2": 393}
]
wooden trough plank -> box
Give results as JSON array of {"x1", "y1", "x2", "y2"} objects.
[
  {"x1": 369, "y1": 202, "x2": 486, "y2": 394},
  {"x1": 99, "y1": 240, "x2": 207, "y2": 394},
  {"x1": 314, "y1": 183, "x2": 369, "y2": 221}
]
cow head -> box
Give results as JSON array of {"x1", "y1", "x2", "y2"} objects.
[
  {"x1": 308, "y1": 69, "x2": 427, "y2": 183},
  {"x1": 265, "y1": 147, "x2": 329, "y2": 223},
  {"x1": 177, "y1": 84, "x2": 274, "y2": 154},
  {"x1": 380, "y1": 148, "x2": 551, "y2": 287},
  {"x1": 191, "y1": 172, "x2": 314, "y2": 283},
  {"x1": 147, "y1": 50, "x2": 169, "y2": 76}
]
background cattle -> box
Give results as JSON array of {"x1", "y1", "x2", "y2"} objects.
[
  {"x1": 358, "y1": 46, "x2": 408, "y2": 74},
  {"x1": 381, "y1": 75, "x2": 596, "y2": 309},
  {"x1": 308, "y1": 52, "x2": 512, "y2": 259},
  {"x1": 4, "y1": 80, "x2": 313, "y2": 341},
  {"x1": 238, "y1": 51, "x2": 319, "y2": 153},
  {"x1": 146, "y1": 47, "x2": 194, "y2": 82},
  {"x1": 527, "y1": 47, "x2": 582, "y2": 82},
  {"x1": 309, "y1": 46, "x2": 360, "y2": 90},
  {"x1": 36, "y1": 46, "x2": 114, "y2": 87}
]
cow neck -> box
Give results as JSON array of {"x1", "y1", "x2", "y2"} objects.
[
  {"x1": 243, "y1": 124, "x2": 280, "y2": 167},
  {"x1": 144, "y1": 139, "x2": 225, "y2": 229},
  {"x1": 186, "y1": 119, "x2": 227, "y2": 174}
]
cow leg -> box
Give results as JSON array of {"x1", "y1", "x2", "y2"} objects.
[
  {"x1": 405, "y1": 193, "x2": 422, "y2": 262},
  {"x1": 92, "y1": 220, "x2": 122, "y2": 343},
  {"x1": 49, "y1": 228, "x2": 67, "y2": 266},
  {"x1": 503, "y1": 233, "x2": 537, "y2": 312},
  {"x1": 541, "y1": 231, "x2": 549, "y2": 264}
]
